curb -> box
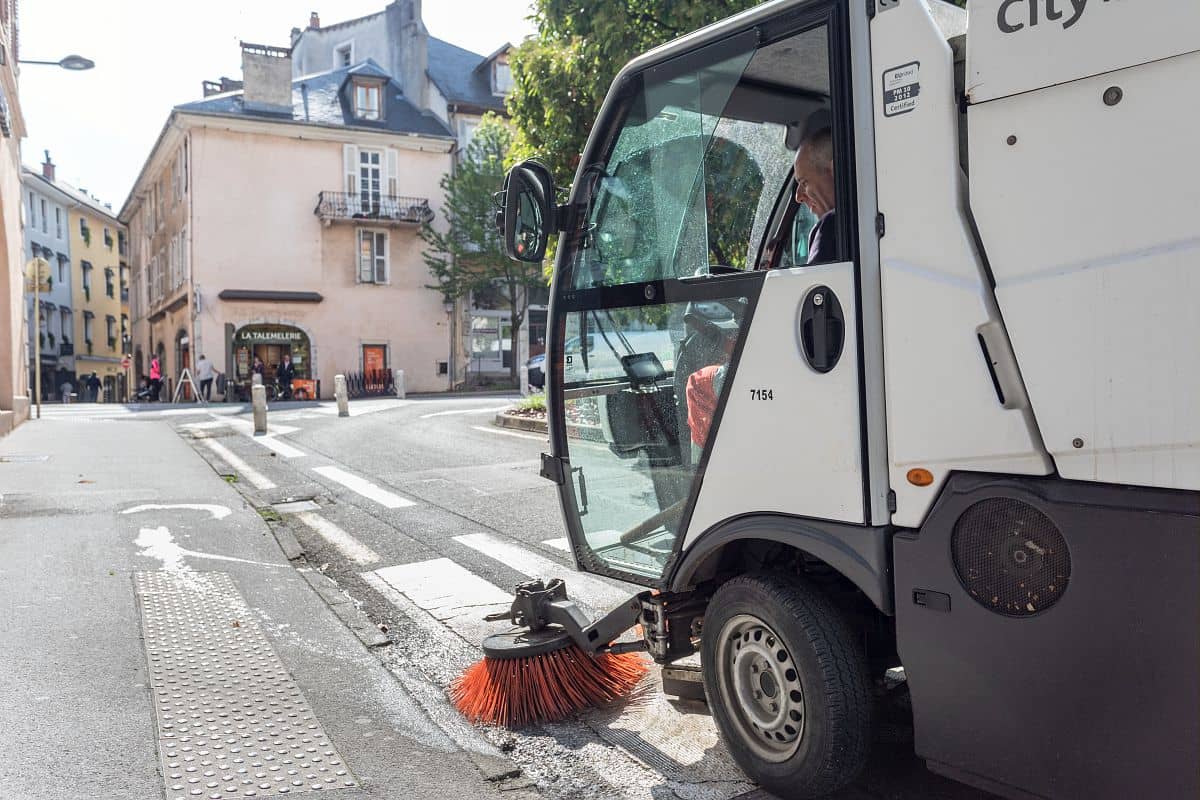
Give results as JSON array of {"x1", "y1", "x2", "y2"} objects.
[{"x1": 493, "y1": 412, "x2": 547, "y2": 433}]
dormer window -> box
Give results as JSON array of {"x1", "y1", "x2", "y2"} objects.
[
  {"x1": 492, "y1": 61, "x2": 513, "y2": 95},
  {"x1": 354, "y1": 81, "x2": 381, "y2": 120}
]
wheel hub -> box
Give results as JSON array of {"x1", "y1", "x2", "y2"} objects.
[{"x1": 718, "y1": 615, "x2": 805, "y2": 761}]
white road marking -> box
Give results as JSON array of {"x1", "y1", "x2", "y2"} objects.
[
  {"x1": 122, "y1": 503, "x2": 232, "y2": 520},
  {"x1": 295, "y1": 512, "x2": 380, "y2": 565},
  {"x1": 365, "y1": 558, "x2": 512, "y2": 644},
  {"x1": 312, "y1": 466, "x2": 414, "y2": 509},
  {"x1": 200, "y1": 438, "x2": 276, "y2": 490},
  {"x1": 256, "y1": 436, "x2": 306, "y2": 458},
  {"x1": 470, "y1": 425, "x2": 546, "y2": 441},
  {"x1": 135, "y1": 526, "x2": 281, "y2": 573},
  {"x1": 454, "y1": 532, "x2": 634, "y2": 611},
  {"x1": 543, "y1": 537, "x2": 570, "y2": 551},
  {"x1": 419, "y1": 405, "x2": 510, "y2": 419},
  {"x1": 180, "y1": 420, "x2": 230, "y2": 430}
]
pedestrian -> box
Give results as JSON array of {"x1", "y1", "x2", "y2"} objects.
[
  {"x1": 277, "y1": 353, "x2": 295, "y2": 400},
  {"x1": 149, "y1": 355, "x2": 162, "y2": 402},
  {"x1": 60, "y1": 380, "x2": 73, "y2": 404},
  {"x1": 88, "y1": 372, "x2": 102, "y2": 403},
  {"x1": 196, "y1": 353, "x2": 215, "y2": 403}
]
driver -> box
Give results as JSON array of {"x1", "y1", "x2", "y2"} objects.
[{"x1": 792, "y1": 125, "x2": 838, "y2": 265}]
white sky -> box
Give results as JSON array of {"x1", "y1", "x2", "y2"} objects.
[{"x1": 18, "y1": 1, "x2": 537, "y2": 211}]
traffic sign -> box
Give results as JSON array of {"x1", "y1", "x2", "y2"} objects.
[{"x1": 121, "y1": 355, "x2": 131, "y2": 369}]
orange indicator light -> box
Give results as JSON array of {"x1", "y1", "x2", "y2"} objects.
[{"x1": 907, "y1": 468, "x2": 934, "y2": 487}]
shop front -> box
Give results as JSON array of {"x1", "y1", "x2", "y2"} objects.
[{"x1": 232, "y1": 323, "x2": 316, "y2": 399}]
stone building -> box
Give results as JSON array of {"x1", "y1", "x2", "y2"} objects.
[
  {"x1": 121, "y1": 42, "x2": 456, "y2": 400},
  {"x1": 0, "y1": 0, "x2": 26, "y2": 432}
]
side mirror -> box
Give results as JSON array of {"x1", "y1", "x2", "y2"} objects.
[{"x1": 498, "y1": 160, "x2": 557, "y2": 262}]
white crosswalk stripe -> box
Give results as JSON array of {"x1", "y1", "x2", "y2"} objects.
[
  {"x1": 542, "y1": 537, "x2": 570, "y2": 551},
  {"x1": 365, "y1": 558, "x2": 511, "y2": 644},
  {"x1": 470, "y1": 425, "x2": 546, "y2": 441},
  {"x1": 454, "y1": 532, "x2": 634, "y2": 611},
  {"x1": 312, "y1": 465, "x2": 415, "y2": 508},
  {"x1": 296, "y1": 512, "x2": 380, "y2": 565},
  {"x1": 200, "y1": 437, "x2": 276, "y2": 490}
]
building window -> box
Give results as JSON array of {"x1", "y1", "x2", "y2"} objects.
[
  {"x1": 81, "y1": 261, "x2": 92, "y2": 299},
  {"x1": 83, "y1": 314, "x2": 93, "y2": 346},
  {"x1": 492, "y1": 61, "x2": 513, "y2": 95},
  {"x1": 104, "y1": 228, "x2": 113, "y2": 249},
  {"x1": 357, "y1": 229, "x2": 387, "y2": 284},
  {"x1": 40, "y1": 199, "x2": 47, "y2": 233},
  {"x1": 55, "y1": 207, "x2": 62, "y2": 239},
  {"x1": 28, "y1": 191, "x2": 34, "y2": 228},
  {"x1": 335, "y1": 42, "x2": 353, "y2": 68},
  {"x1": 458, "y1": 120, "x2": 479, "y2": 159},
  {"x1": 60, "y1": 310, "x2": 71, "y2": 345},
  {"x1": 57, "y1": 255, "x2": 67, "y2": 283},
  {"x1": 106, "y1": 315, "x2": 116, "y2": 349},
  {"x1": 105, "y1": 268, "x2": 114, "y2": 298},
  {"x1": 354, "y1": 82, "x2": 381, "y2": 120}
]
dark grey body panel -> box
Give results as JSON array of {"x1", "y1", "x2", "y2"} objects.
[
  {"x1": 668, "y1": 514, "x2": 894, "y2": 614},
  {"x1": 894, "y1": 473, "x2": 1200, "y2": 800}
]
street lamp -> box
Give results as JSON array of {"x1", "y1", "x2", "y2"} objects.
[{"x1": 20, "y1": 54, "x2": 95, "y2": 71}]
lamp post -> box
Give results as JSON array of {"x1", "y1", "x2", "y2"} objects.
[
  {"x1": 24, "y1": 258, "x2": 50, "y2": 419},
  {"x1": 19, "y1": 54, "x2": 95, "y2": 71}
]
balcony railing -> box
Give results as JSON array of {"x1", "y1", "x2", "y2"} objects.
[{"x1": 315, "y1": 192, "x2": 434, "y2": 226}]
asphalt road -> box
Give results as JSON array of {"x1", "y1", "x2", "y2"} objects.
[
  {"x1": 6, "y1": 397, "x2": 995, "y2": 800},
  {"x1": 165, "y1": 395, "x2": 993, "y2": 800}
]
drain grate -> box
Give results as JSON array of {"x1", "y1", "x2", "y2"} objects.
[{"x1": 135, "y1": 571, "x2": 358, "y2": 798}]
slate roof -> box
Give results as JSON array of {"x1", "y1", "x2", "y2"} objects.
[
  {"x1": 427, "y1": 37, "x2": 506, "y2": 113},
  {"x1": 177, "y1": 59, "x2": 453, "y2": 139}
]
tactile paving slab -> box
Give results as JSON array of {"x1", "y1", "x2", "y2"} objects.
[{"x1": 135, "y1": 571, "x2": 358, "y2": 798}]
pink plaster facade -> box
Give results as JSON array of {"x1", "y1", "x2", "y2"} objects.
[{"x1": 124, "y1": 114, "x2": 455, "y2": 400}]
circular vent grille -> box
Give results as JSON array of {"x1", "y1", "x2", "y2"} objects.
[{"x1": 951, "y1": 498, "x2": 1070, "y2": 617}]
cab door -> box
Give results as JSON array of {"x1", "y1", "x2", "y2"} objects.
[{"x1": 545, "y1": 2, "x2": 876, "y2": 586}]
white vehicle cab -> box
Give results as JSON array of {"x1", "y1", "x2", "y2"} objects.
[{"x1": 496, "y1": 1, "x2": 1199, "y2": 797}]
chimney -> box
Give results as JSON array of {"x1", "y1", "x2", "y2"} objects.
[
  {"x1": 240, "y1": 42, "x2": 293, "y2": 115},
  {"x1": 309, "y1": 11, "x2": 320, "y2": 29},
  {"x1": 41, "y1": 150, "x2": 55, "y2": 181},
  {"x1": 390, "y1": 0, "x2": 428, "y2": 109}
]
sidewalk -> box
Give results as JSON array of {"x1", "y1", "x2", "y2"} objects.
[{"x1": 0, "y1": 416, "x2": 533, "y2": 800}]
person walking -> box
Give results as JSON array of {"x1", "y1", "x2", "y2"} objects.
[
  {"x1": 196, "y1": 354, "x2": 215, "y2": 403},
  {"x1": 149, "y1": 355, "x2": 162, "y2": 403},
  {"x1": 60, "y1": 380, "x2": 73, "y2": 404},
  {"x1": 277, "y1": 354, "x2": 295, "y2": 400}
]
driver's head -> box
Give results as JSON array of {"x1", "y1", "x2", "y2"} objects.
[{"x1": 793, "y1": 126, "x2": 835, "y2": 217}]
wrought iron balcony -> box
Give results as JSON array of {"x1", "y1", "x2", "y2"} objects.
[{"x1": 315, "y1": 191, "x2": 434, "y2": 226}]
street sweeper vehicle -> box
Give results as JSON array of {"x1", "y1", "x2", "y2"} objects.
[{"x1": 467, "y1": 0, "x2": 1200, "y2": 797}]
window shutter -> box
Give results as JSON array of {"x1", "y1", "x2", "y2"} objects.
[
  {"x1": 357, "y1": 230, "x2": 370, "y2": 283},
  {"x1": 375, "y1": 232, "x2": 388, "y2": 283},
  {"x1": 344, "y1": 144, "x2": 358, "y2": 196},
  {"x1": 386, "y1": 149, "x2": 398, "y2": 197}
]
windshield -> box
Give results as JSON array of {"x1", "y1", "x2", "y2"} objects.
[{"x1": 569, "y1": 36, "x2": 796, "y2": 290}]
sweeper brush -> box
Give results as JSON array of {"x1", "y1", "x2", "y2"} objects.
[{"x1": 451, "y1": 578, "x2": 652, "y2": 727}]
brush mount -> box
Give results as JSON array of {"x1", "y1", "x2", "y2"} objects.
[{"x1": 481, "y1": 578, "x2": 649, "y2": 658}]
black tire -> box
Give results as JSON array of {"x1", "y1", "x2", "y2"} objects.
[{"x1": 701, "y1": 573, "x2": 872, "y2": 799}]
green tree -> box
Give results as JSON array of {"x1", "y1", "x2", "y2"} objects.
[
  {"x1": 507, "y1": 0, "x2": 763, "y2": 187},
  {"x1": 421, "y1": 113, "x2": 542, "y2": 385}
]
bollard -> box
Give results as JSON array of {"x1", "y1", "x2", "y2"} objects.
[
  {"x1": 252, "y1": 384, "x2": 267, "y2": 435},
  {"x1": 334, "y1": 374, "x2": 349, "y2": 417},
  {"x1": 394, "y1": 369, "x2": 406, "y2": 400}
]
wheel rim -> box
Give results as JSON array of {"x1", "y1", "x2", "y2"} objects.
[{"x1": 715, "y1": 614, "x2": 805, "y2": 762}]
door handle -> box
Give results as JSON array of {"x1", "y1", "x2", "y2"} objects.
[{"x1": 797, "y1": 285, "x2": 844, "y2": 373}]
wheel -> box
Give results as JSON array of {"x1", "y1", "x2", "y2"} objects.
[{"x1": 702, "y1": 573, "x2": 872, "y2": 799}]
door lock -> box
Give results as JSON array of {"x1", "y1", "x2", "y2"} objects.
[{"x1": 797, "y1": 285, "x2": 845, "y2": 373}]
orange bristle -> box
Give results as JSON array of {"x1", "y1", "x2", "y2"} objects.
[{"x1": 451, "y1": 645, "x2": 649, "y2": 728}]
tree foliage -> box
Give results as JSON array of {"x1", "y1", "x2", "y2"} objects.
[
  {"x1": 507, "y1": 0, "x2": 763, "y2": 187},
  {"x1": 421, "y1": 113, "x2": 543, "y2": 383}
]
